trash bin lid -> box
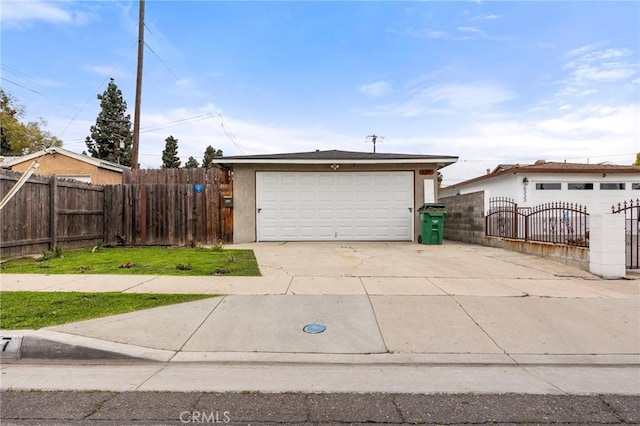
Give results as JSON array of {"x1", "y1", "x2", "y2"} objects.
[{"x1": 418, "y1": 202, "x2": 446, "y2": 211}]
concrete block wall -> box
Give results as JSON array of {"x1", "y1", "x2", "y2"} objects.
[
  {"x1": 440, "y1": 191, "x2": 485, "y2": 245},
  {"x1": 589, "y1": 214, "x2": 626, "y2": 279}
]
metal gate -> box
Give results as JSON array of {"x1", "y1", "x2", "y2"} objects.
[
  {"x1": 612, "y1": 199, "x2": 639, "y2": 269},
  {"x1": 487, "y1": 197, "x2": 589, "y2": 247}
]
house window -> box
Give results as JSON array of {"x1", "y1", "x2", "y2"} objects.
[
  {"x1": 633, "y1": 183, "x2": 640, "y2": 190},
  {"x1": 600, "y1": 183, "x2": 625, "y2": 190},
  {"x1": 535, "y1": 183, "x2": 561, "y2": 190},
  {"x1": 568, "y1": 183, "x2": 593, "y2": 190}
]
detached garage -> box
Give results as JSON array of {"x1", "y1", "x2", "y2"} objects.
[{"x1": 213, "y1": 150, "x2": 457, "y2": 243}]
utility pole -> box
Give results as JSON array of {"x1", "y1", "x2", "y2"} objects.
[
  {"x1": 366, "y1": 134, "x2": 384, "y2": 153},
  {"x1": 131, "y1": 0, "x2": 145, "y2": 169}
]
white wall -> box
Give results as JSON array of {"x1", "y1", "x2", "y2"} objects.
[
  {"x1": 440, "y1": 174, "x2": 518, "y2": 201},
  {"x1": 589, "y1": 214, "x2": 626, "y2": 279},
  {"x1": 441, "y1": 172, "x2": 639, "y2": 214},
  {"x1": 529, "y1": 173, "x2": 639, "y2": 213}
]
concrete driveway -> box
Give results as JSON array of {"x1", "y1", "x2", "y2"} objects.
[{"x1": 233, "y1": 240, "x2": 597, "y2": 279}]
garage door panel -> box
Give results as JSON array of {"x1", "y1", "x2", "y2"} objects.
[
  {"x1": 257, "y1": 172, "x2": 413, "y2": 241},
  {"x1": 299, "y1": 208, "x2": 315, "y2": 219},
  {"x1": 261, "y1": 190, "x2": 279, "y2": 203},
  {"x1": 261, "y1": 210, "x2": 278, "y2": 220},
  {"x1": 318, "y1": 191, "x2": 334, "y2": 202},
  {"x1": 280, "y1": 209, "x2": 297, "y2": 220},
  {"x1": 318, "y1": 208, "x2": 334, "y2": 220}
]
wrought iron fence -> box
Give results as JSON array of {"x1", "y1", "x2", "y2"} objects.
[
  {"x1": 486, "y1": 197, "x2": 589, "y2": 247},
  {"x1": 612, "y1": 198, "x2": 639, "y2": 269}
]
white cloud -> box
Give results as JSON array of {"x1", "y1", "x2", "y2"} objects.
[
  {"x1": 440, "y1": 103, "x2": 638, "y2": 184},
  {"x1": 407, "y1": 29, "x2": 449, "y2": 39},
  {"x1": 476, "y1": 14, "x2": 503, "y2": 20},
  {"x1": 565, "y1": 44, "x2": 600, "y2": 58},
  {"x1": 571, "y1": 64, "x2": 636, "y2": 84},
  {"x1": 415, "y1": 83, "x2": 515, "y2": 110},
  {"x1": 175, "y1": 78, "x2": 193, "y2": 87},
  {"x1": 355, "y1": 82, "x2": 515, "y2": 118},
  {"x1": 87, "y1": 65, "x2": 129, "y2": 79},
  {"x1": 457, "y1": 26, "x2": 483, "y2": 34},
  {"x1": 0, "y1": 0, "x2": 91, "y2": 27},
  {"x1": 406, "y1": 26, "x2": 493, "y2": 41},
  {"x1": 75, "y1": 106, "x2": 355, "y2": 168},
  {"x1": 50, "y1": 97, "x2": 638, "y2": 185},
  {"x1": 562, "y1": 47, "x2": 637, "y2": 87},
  {"x1": 536, "y1": 104, "x2": 639, "y2": 137},
  {"x1": 359, "y1": 81, "x2": 392, "y2": 97}
]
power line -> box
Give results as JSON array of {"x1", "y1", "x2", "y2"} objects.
[
  {"x1": 1, "y1": 65, "x2": 52, "y2": 90},
  {"x1": 1, "y1": 77, "x2": 47, "y2": 97},
  {"x1": 140, "y1": 114, "x2": 211, "y2": 133},
  {"x1": 212, "y1": 113, "x2": 245, "y2": 154},
  {"x1": 59, "y1": 113, "x2": 213, "y2": 145},
  {"x1": 142, "y1": 23, "x2": 182, "y2": 81},
  {"x1": 55, "y1": 41, "x2": 137, "y2": 139},
  {"x1": 143, "y1": 41, "x2": 181, "y2": 81}
]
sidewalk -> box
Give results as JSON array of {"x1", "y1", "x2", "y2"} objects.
[{"x1": 1, "y1": 242, "x2": 639, "y2": 394}]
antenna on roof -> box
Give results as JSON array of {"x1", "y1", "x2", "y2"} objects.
[{"x1": 365, "y1": 134, "x2": 384, "y2": 153}]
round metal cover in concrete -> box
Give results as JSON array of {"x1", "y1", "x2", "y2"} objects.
[
  {"x1": 181, "y1": 295, "x2": 387, "y2": 354},
  {"x1": 303, "y1": 323, "x2": 326, "y2": 334}
]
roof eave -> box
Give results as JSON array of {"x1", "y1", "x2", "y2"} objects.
[
  {"x1": 213, "y1": 157, "x2": 458, "y2": 166},
  {"x1": 446, "y1": 166, "x2": 640, "y2": 189},
  {"x1": 8, "y1": 148, "x2": 129, "y2": 172}
]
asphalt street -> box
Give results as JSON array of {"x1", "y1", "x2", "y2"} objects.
[{"x1": 2, "y1": 391, "x2": 639, "y2": 425}]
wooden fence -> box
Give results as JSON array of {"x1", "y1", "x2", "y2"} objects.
[
  {"x1": 1, "y1": 168, "x2": 233, "y2": 258},
  {"x1": 1, "y1": 171, "x2": 105, "y2": 258},
  {"x1": 106, "y1": 168, "x2": 233, "y2": 246}
]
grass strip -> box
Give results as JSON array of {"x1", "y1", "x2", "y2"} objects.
[
  {"x1": 0, "y1": 291, "x2": 214, "y2": 329},
  {"x1": 0, "y1": 246, "x2": 260, "y2": 276}
]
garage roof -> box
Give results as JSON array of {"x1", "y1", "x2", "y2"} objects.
[{"x1": 214, "y1": 149, "x2": 458, "y2": 168}]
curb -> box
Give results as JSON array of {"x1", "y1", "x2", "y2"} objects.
[{"x1": 2, "y1": 330, "x2": 639, "y2": 366}]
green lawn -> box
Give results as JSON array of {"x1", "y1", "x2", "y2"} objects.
[
  {"x1": 0, "y1": 246, "x2": 260, "y2": 276},
  {"x1": 0, "y1": 291, "x2": 214, "y2": 329}
]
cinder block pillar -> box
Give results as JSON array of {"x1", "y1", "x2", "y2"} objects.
[{"x1": 589, "y1": 214, "x2": 626, "y2": 279}]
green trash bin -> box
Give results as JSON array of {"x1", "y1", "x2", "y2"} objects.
[{"x1": 418, "y1": 203, "x2": 446, "y2": 245}]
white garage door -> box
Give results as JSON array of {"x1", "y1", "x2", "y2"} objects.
[{"x1": 256, "y1": 171, "x2": 414, "y2": 241}]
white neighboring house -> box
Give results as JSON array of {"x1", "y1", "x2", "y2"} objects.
[{"x1": 440, "y1": 160, "x2": 640, "y2": 214}]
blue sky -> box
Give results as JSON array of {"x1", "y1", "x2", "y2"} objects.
[{"x1": 1, "y1": 0, "x2": 639, "y2": 185}]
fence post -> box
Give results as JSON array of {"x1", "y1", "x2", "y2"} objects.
[
  {"x1": 50, "y1": 176, "x2": 57, "y2": 250},
  {"x1": 513, "y1": 202, "x2": 518, "y2": 239},
  {"x1": 589, "y1": 214, "x2": 626, "y2": 278}
]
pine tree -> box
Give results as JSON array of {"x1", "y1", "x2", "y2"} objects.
[
  {"x1": 184, "y1": 156, "x2": 199, "y2": 168},
  {"x1": 85, "y1": 78, "x2": 133, "y2": 166},
  {"x1": 202, "y1": 145, "x2": 223, "y2": 169},
  {"x1": 161, "y1": 135, "x2": 181, "y2": 168}
]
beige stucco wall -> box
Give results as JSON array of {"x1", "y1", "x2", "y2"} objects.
[
  {"x1": 10, "y1": 153, "x2": 123, "y2": 185},
  {"x1": 231, "y1": 163, "x2": 441, "y2": 243}
]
